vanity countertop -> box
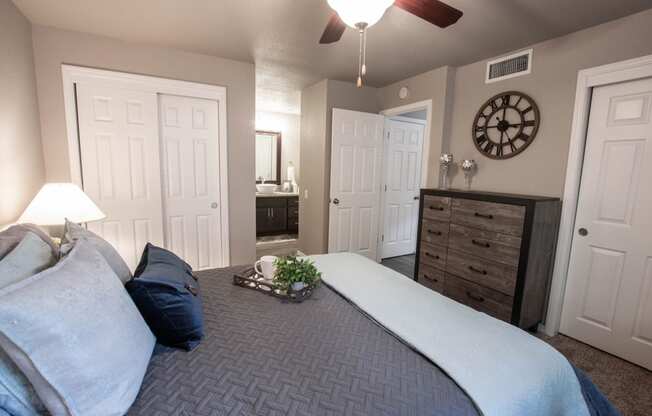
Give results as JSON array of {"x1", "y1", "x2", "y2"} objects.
[{"x1": 256, "y1": 192, "x2": 299, "y2": 198}]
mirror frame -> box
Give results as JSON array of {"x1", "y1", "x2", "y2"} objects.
[{"x1": 255, "y1": 130, "x2": 282, "y2": 184}]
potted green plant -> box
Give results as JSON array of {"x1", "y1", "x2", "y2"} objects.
[{"x1": 273, "y1": 256, "x2": 321, "y2": 292}]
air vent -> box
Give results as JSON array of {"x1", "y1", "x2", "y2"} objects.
[{"x1": 485, "y1": 49, "x2": 532, "y2": 83}]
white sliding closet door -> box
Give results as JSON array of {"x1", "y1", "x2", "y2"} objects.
[
  {"x1": 76, "y1": 81, "x2": 164, "y2": 270},
  {"x1": 159, "y1": 95, "x2": 223, "y2": 270}
]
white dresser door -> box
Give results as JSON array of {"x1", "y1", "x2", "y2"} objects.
[
  {"x1": 76, "y1": 81, "x2": 164, "y2": 270},
  {"x1": 561, "y1": 77, "x2": 652, "y2": 370},
  {"x1": 159, "y1": 94, "x2": 224, "y2": 270}
]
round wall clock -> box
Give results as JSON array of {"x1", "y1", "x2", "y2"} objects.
[{"x1": 472, "y1": 91, "x2": 540, "y2": 159}]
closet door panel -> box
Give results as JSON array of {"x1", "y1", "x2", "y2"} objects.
[
  {"x1": 76, "y1": 82, "x2": 164, "y2": 271},
  {"x1": 159, "y1": 94, "x2": 223, "y2": 270}
]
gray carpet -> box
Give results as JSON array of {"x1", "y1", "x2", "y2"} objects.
[
  {"x1": 380, "y1": 255, "x2": 416, "y2": 278},
  {"x1": 539, "y1": 334, "x2": 652, "y2": 416}
]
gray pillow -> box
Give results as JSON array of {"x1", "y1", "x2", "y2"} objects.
[
  {"x1": 0, "y1": 224, "x2": 58, "y2": 260},
  {"x1": 0, "y1": 241, "x2": 155, "y2": 416},
  {"x1": 61, "y1": 219, "x2": 132, "y2": 283},
  {"x1": 0, "y1": 232, "x2": 56, "y2": 289},
  {"x1": 0, "y1": 348, "x2": 46, "y2": 416}
]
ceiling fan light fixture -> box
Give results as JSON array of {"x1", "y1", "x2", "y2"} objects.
[{"x1": 327, "y1": 0, "x2": 394, "y2": 28}]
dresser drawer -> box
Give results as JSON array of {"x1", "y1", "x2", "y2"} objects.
[
  {"x1": 418, "y1": 264, "x2": 445, "y2": 293},
  {"x1": 419, "y1": 242, "x2": 447, "y2": 270},
  {"x1": 422, "y1": 196, "x2": 451, "y2": 221},
  {"x1": 420, "y1": 219, "x2": 450, "y2": 246},
  {"x1": 443, "y1": 274, "x2": 513, "y2": 322},
  {"x1": 445, "y1": 249, "x2": 517, "y2": 296},
  {"x1": 452, "y1": 198, "x2": 525, "y2": 237},
  {"x1": 448, "y1": 224, "x2": 521, "y2": 267}
]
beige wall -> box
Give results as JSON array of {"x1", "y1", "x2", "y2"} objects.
[
  {"x1": 256, "y1": 111, "x2": 300, "y2": 184},
  {"x1": 447, "y1": 8, "x2": 652, "y2": 197},
  {"x1": 0, "y1": 0, "x2": 45, "y2": 226},
  {"x1": 298, "y1": 81, "x2": 328, "y2": 255},
  {"x1": 377, "y1": 66, "x2": 455, "y2": 187},
  {"x1": 31, "y1": 25, "x2": 256, "y2": 264},
  {"x1": 299, "y1": 79, "x2": 380, "y2": 254}
]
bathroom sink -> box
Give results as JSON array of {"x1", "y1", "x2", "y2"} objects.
[{"x1": 256, "y1": 184, "x2": 277, "y2": 194}]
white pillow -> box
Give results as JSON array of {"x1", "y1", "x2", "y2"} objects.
[{"x1": 0, "y1": 241, "x2": 155, "y2": 416}]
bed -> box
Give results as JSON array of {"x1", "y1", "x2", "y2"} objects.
[{"x1": 128, "y1": 253, "x2": 618, "y2": 416}]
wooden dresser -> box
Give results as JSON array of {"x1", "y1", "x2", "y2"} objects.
[{"x1": 415, "y1": 189, "x2": 561, "y2": 330}]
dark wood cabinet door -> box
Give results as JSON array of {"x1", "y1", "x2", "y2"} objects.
[
  {"x1": 256, "y1": 207, "x2": 287, "y2": 236},
  {"x1": 269, "y1": 207, "x2": 287, "y2": 232}
]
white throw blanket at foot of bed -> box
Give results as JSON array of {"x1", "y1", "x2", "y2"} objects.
[{"x1": 311, "y1": 253, "x2": 589, "y2": 416}]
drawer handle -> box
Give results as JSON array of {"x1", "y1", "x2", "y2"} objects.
[
  {"x1": 425, "y1": 252, "x2": 440, "y2": 260},
  {"x1": 468, "y1": 266, "x2": 488, "y2": 275},
  {"x1": 427, "y1": 230, "x2": 442, "y2": 236},
  {"x1": 429, "y1": 205, "x2": 445, "y2": 211},
  {"x1": 474, "y1": 212, "x2": 494, "y2": 220},
  {"x1": 423, "y1": 274, "x2": 438, "y2": 283},
  {"x1": 466, "y1": 291, "x2": 485, "y2": 302},
  {"x1": 471, "y1": 239, "x2": 491, "y2": 248}
]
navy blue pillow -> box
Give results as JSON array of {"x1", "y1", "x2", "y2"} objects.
[{"x1": 126, "y1": 243, "x2": 204, "y2": 351}]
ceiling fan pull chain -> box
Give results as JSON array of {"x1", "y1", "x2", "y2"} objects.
[
  {"x1": 361, "y1": 28, "x2": 367, "y2": 77},
  {"x1": 357, "y1": 27, "x2": 364, "y2": 88}
]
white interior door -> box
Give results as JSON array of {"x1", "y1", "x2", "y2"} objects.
[
  {"x1": 76, "y1": 81, "x2": 164, "y2": 270},
  {"x1": 380, "y1": 118, "x2": 424, "y2": 259},
  {"x1": 560, "y1": 77, "x2": 652, "y2": 370},
  {"x1": 159, "y1": 94, "x2": 224, "y2": 270},
  {"x1": 328, "y1": 108, "x2": 384, "y2": 259}
]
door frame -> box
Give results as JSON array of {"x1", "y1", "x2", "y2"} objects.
[
  {"x1": 61, "y1": 64, "x2": 230, "y2": 266},
  {"x1": 375, "y1": 100, "x2": 432, "y2": 262},
  {"x1": 544, "y1": 54, "x2": 652, "y2": 336}
]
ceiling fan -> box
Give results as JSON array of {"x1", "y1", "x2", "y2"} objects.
[{"x1": 320, "y1": 0, "x2": 463, "y2": 87}]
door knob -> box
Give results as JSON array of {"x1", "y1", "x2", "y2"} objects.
[
  {"x1": 578, "y1": 227, "x2": 588, "y2": 236},
  {"x1": 413, "y1": 196, "x2": 419, "y2": 200},
  {"x1": 333, "y1": 198, "x2": 340, "y2": 205},
  {"x1": 210, "y1": 202, "x2": 218, "y2": 209}
]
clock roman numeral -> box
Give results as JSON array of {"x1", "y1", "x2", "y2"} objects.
[
  {"x1": 489, "y1": 100, "x2": 499, "y2": 111},
  {"x1": 521, "y1": 106, "x2": 533, "y2": 115},
  {"x1": 476, "y1": 134, "x2": 489, "y2": 146},
  {"x1": 501, "y1": 94, "x2": 511, "y2": 107},
  {"x1": 516, "y1": 132, "x2": 530, "y2": 142},
  {"x1": 523, "y1": 120, "x2": 536, "y2": 127}
]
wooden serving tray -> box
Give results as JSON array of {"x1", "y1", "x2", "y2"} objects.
[{"x1": 232, "y1": 267, "x2": 315, "y2": 303}]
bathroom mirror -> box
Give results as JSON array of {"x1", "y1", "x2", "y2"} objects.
[{"x1": 255, "y1": 131, "x2": 282, "y2": 184}]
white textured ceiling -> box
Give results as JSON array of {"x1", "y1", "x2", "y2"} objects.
[{"x1": 13, "y1": 0, "x2": 652, "y2": 114}]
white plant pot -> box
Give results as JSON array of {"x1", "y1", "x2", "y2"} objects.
[{"x1": 291, "y1": 282, "x2": 305, "y2": 291}]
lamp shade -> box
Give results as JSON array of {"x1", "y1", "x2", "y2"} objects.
[
  {"x1": 327, "y1": 0, "x2": 394, "y2": 28},
  {"x1": 18, "y1": 183, "x2": 105, "y2": 225}
]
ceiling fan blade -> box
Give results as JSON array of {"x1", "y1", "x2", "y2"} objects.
[
  {"x1": 319, "y1": 12, "x2": 346, "y2": 44},
  {"x1": 395, "y1": 0, "x2": 463, "y2": 28}
]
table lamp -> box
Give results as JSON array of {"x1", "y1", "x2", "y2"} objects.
[{"x1": 18, "y1": 183, "x2": 105, "y2": 232}]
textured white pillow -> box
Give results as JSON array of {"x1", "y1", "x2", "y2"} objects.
[{"x1": 0, "y1": 241, "x2": 155, "y2": 416}]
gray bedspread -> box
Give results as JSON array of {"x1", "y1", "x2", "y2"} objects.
[{"x1": 128, "y1": 266, "x2": 479, "y2": 416}]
